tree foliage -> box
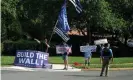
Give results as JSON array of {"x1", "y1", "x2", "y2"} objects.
[
  {"x1": 1, "y1": 0, "x2": 22, "y2": 41},
  {"x1": 1, "y1": 0, "x2": 133, "y2": 42}
]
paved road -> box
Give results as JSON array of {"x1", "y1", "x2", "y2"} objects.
[{"x1": 1, "y1": 70, "x2": 133, "y2": 80}]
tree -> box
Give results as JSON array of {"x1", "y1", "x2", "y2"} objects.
[
  {"x1": 1, "y1": 0, "x2": 22, "y2": 41},
  {"x1": 107, "y1": 0, "x2": 133, "y2": 43},
  {"x1": 71, "y1": 0, "x2": 127, "y2": 43},
  {"x1": 16, "y1": 0, "x2": 64, "y2": 40}
]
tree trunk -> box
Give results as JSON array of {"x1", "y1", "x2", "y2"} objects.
[{"x1": 87, "y1": 25, "x2": 91, "y2": 43}]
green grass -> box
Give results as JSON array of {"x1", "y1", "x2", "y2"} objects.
[
  {"x1": 72, "y1": 63, "x2": 133, "y2": 68},
  {"x1": 49, "y1": 56, "x2": 133, "y2": 64},
  {"x1": 1, "y1": 56, "x2": 133, "y2": 68},
  {"x1": 1, "y1": 56, "x2": 15, "y2": 66}
]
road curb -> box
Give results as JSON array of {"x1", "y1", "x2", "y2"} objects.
[{"x1": 81, "y1": 68, "x2": 133, "y2": 71}]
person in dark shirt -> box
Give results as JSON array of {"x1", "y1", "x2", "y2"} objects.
[
  {"x1": 34, "y1": 38, "x2": 50, "y2": 52},
  {"x1": 100, "y1": 43, "x2": 113, "y2": 77}
]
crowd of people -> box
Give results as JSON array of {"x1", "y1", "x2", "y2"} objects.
[{"x1": 35, "y1": 38, "x2": 113, "y2": 77}]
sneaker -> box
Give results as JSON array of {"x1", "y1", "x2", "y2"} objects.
[
  {"x1": 63, "y1": 68, "x2": 67, "y2": 70},
  {"x1": 100, "y1": 74, "x2": 103, "y2": 77}
]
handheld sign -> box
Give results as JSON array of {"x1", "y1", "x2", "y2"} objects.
[
  {"x1": 80, "y1": 46, "x2": 90, "y2": 52},
  {"x1": 94, "y1": 39, "x2": 108, "y2": 45},
  {"x1": 89, "y1": 45, "x2": 97, "y2": 52},
  {"x1": 80, "y1": 45, "x2": 97, "y2": 52},
  {"x1": 56, "y1": 45, "x2": 72, "y2": 54},
  {"x1": 14, "y1": 50, "x2": 49, "y2": 68}
]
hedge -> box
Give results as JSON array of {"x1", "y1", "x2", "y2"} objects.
[{"x1": 2, "y1": 39, "x2": 57, "y2": 56}]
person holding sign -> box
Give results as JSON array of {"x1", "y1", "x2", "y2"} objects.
[
  {"x1": 61, "y1": 42, "x2": 69, "y2": 70},
  {"x1": 100, "y1": 43, "x2": 113, "y2": 77},
  {"x1": 83, "y1": 43, "x2": 92, "y2": 68}
]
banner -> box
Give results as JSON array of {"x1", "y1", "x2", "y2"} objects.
[
  {"x1": 56, "y1": 45, "x2": 72, "y2": 54},
  {"x1": 80, "y1": 46, "x2": 90, "y2": 52},
  {"x1": 14, "y1": 50, "x2": 49, "y2": 68},
  {"x1": 89, "y1": 45, "x2": 97, "y2": 52},
  {"x1": 80, "y1": 45, "x2": 97, "y2": 52},
  {"x1": 94, "y1": 39, "x2": 108, "y2": 45}
]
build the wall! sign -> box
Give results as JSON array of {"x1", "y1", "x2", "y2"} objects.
[{"x1": 14, "y1": 50, "x2": 49, "y2": 68}]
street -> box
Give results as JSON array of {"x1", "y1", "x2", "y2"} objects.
[{"x1": 1, "y1": 70, "x2": 133, "y2": 80}]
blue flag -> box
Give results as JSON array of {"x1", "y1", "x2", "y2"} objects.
[
  {"x1": 54, "y1": 0, "x2": 70, "y2": 42},
  {"x1": 69, "y1": 0, "x2": 82, "y2": 13}
]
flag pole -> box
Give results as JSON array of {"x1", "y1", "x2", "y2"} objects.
[{"x1": 46, "y1": 20, "x2": 58, "y2": 52}]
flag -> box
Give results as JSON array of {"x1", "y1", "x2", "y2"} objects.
[
  {"x1": 69, "y1": 0, "x2": 82, "y2": 13},
  {"x1": 54, "y1": 0, "x2": 70, "y2": 42}
]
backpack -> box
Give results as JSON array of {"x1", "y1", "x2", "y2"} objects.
[{"x1": 102, "y1": 48, "x2": 111, "y2": 57}]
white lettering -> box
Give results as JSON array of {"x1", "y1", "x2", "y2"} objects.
[
  {"x1": 30, "y1": 52, "x2": 34, "y2": 58},
  {"x1": 21, "y1": 52, "x2": 24, "y2": 57},
  {"x1": 36, "y1": 53, "x2": 40, "y2": 59},
  {"x1": 41, "y1": 60, "x2": 44, "y2": 66},
  {"x1": 44, "y1": 55, "x2": 48, "y2": 60},
  {"x1": 25, "y1": 58, "x2": 30, "y2": 64},
  {"x1": 19, "y1": 58, "x2": 26, "y2": 63},
  {"x1": 17, "y1": 52, "x2": 21, "y2": 57},
  {"x1": 39, "y1": 54, "x2": 44, "y2": 59},
  {"x1": 25, "y1": 52, "x2": 29, "y2": 57},
  {"x1": 30, "y1": 59, "x2": 35, "y2": 65},
  {"x1": 35, "y1": 59, "x2": 40, "y2": 65}
]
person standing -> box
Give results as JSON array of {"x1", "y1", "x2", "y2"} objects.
[
  {"x1": 61, "y1": 42, "x2": 69, "y2": 70},
  {"x1": 83, "y1": 43, "x2": 92, "y2": 68},
  {"x1": 100, "y1": 43, "x2": 113, "y2": 77},
  {"x1": 34, "y1": 38, "x2": 50, "y2": 52},
  {"x1": 96, "y1": 44, "x2": 103, "y2": 55}
]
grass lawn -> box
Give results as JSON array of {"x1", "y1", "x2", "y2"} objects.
[{"x1": 1, "y1": 56, "x2": 133, "y2": 68}]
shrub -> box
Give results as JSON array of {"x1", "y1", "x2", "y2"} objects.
[{"x1": 2, "y1": 39, "x2": 57, "y2": 56}]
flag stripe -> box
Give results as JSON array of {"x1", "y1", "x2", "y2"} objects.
[
  {"x1": 54, "y1": 28, "x2": 69, "y2": 42},
  {"x1": 54, "y1": 27, "x2": 70, "y2": 42},
  {"x1": 69, "y1": 0, "x2": 82, "y2": 13},
  {"x1": 54, "y1": 27, "x2": 68, "y2": 40}
]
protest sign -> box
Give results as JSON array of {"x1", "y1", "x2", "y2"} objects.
[
  {"x1": 80, "y1": 45, "x2": 97, "y2": 52},
  {"x1": 80, "y1": 46, "x2": 90, "y2": 52},
  {"x1": 89, "y1": 45, "x2": 97, "y2": 52},
  {"x1": 56, "y1": 45, "x2": 72, "y2": 54},
  {"x1": 14, "y1": 50, "x2": 49, "y2": 68},
  {"x1": 94, "y1": 39, "x2": 108, "y2": 45}
]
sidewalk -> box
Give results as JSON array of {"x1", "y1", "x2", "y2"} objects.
[{"x1": 1, "y1": 64, "x2": 81, "y2": 72}]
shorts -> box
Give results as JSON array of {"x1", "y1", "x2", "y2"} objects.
[
  {"x1": 84, "y1": 56, "x2": 91, "y2": 59},
  {"x1": 84, "y1": 53, "x2": 91, "y2": 59},
  {"x1": 62, "y1": 53, "x2": 68, "y2": 60}
]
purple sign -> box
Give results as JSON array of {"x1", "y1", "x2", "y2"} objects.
[{"x1": 14, "y1": 50, "x2": 49, "y2": 68}]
